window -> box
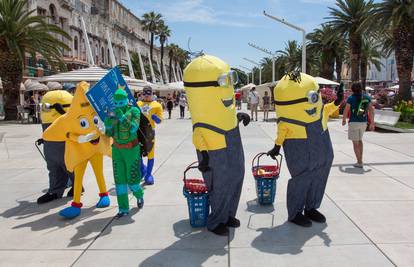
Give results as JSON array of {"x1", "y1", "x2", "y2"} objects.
[
  {"x1": 101, "y1": 47, "x2": 105, "y2": 64},
  {"x1": 74, "y1": 36, "x2": 78, "y2": 51}
]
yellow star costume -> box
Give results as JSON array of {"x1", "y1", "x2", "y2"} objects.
[{"x1": 43, "y1": 82, "x2": 111, "y2": 219}]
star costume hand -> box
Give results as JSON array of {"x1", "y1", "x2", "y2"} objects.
[
  {"x1": 237, "y1": 112, "x2": 250, "y2": 126},
  {"x1": 267, "y1": 145, "x2": 281, "y2": 160},
  {"x1": 198, "y1": 151, "x2": 210, "y2": 173}
]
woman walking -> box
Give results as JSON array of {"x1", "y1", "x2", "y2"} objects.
[
  {"x1": 342, "y1": 83, "x2": 375, "y2": 168},
  {"x1": 178, "y1": 93, "x2": 187, "y2": 119},
  {"x1": 166, "y1": 93, "x2": 174, "y2": 119},
  {"x1": 262, "y1": 91, "x2": 270, "y2": 121}
]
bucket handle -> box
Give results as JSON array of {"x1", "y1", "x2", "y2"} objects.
[
  {"x1": 251, "y1": 152, "x2": 283, "y2": 176},
  {"x1": 183, "y1": 161, "x2": 199, "y2": 183}
]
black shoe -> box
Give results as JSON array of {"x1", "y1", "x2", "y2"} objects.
[
  {"x1": 226, "y1": 217, "x2": 240, "y2": 228},
  {"x1": 289, "y1": 212, "x2": 312, "y2": 227},
  {"x1": 67, "y1": 187, "x2": 85, "y2": 197},
  {"x1": 305, "y1": 209, "x2": 326, "y2": 223},
  {"x1": 209, "y1": 223, "x2": 229, "y2": 236},
  {"x1": 37, "y1": 193, "x2": 58, "y2": 204},
  {"x1": 137, "y1": 198, "x2": 144, "y2": 209}
]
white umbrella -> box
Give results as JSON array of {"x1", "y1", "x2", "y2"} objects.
[
  {"x1": 365, "y1": 86, "x2": 375, "y2": 91},
  {"x1": 47, "y1": 81, "x2": 62, "y2": 90},
  {"x1": 240, "y1": 83, "x2": 256, "y2": 92},
  {"x1": 390, "y1": 84, "x2": 399, "y2": 90},
  {"x1": 39, "y1": 66, "x2": 150, "y2": 91},
  {"x1": 24, "y1": 79, "x2": 48, "y2": 92},
  {"x1": 314, "y1": 77, "x2": 340, "y2": 86}
]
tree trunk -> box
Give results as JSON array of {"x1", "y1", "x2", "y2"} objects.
[
  {"x1": 320, "y1": 50, "x2": 335, "y2": 80},
  {"x1": 335, "y1": 54, "x2": 343, "y2": 83},
  {"x1": 160, "y1": 41, "x2": 165, "y2": 83},
  {"x1": 349, "y1": 33, "x2": 362, "y2": 82},
  {"x1": 360, "y1": 56, "x2": 367, "y2": 91},
  {"x1": 394, "y1": 25, "x2": 414, "y2": 101},
  {"x1": 0, "y1": 40, "x2": 22, "y2": 120},
  {"x1": 150, "y1": 32, "x2": 154, "y2": 63},
  {"x1": 168, "y1": 53, "x2": 173, "y2": 83}
]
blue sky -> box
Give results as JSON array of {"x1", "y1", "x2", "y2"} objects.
[{"x1": 119, "y1": 0, "x2": 338, "y2": 68}]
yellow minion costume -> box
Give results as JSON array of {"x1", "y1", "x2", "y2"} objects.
[
  {"x1": 36, "y1": 90, "x2": 74, "y2": 204},
  {"x1": 137, "y1": 86, "x2": 163, "y2": 185},
  {"x1": 267, "y1": 72, "x2": 343, "y2": 227},
  {"x1": 43, "y1": 82, "x2": 112, "y2": 219},
  {"x1": 184, "y1": 54, "x2": 250, "y2": 236}
]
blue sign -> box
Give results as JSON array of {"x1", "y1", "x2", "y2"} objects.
[{"x1": 86, "y1": 66, "x2": 136, "y2": 121}]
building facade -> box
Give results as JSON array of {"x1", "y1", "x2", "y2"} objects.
[{"x1": 25, "y1": 0, "x2": 172, "y2": 81}]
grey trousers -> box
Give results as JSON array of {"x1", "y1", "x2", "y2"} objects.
[
  {"x1": 197, "y1": 127, "x2": 245, "y2": 230},
  {"x1": 283, "y1": 120, "x2": 334, "y2": 220},
  {"x1": 42, "y1": 124, "x2": 74, "y2": 197}
]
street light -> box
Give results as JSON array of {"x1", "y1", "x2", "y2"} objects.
[
  {"x1": 238, "y1": 65, "x2": 250, "y2": 84},
  {"x1": 263, "y1": 10, "x2": 306, "y2": 73},
  {"x1": 243, "y1": 57, "x2": 261, "y2": 85},
  {"x1": 248, "y1": 42, "x2": 276, "y2": 83}
]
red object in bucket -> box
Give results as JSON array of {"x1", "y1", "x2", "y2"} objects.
[
  {"x1": 183, "y1": 162, "x2": 208, "y2": 194},
  {"x1": 251, "y1": 153, "x2": 282, "y2": 179}
]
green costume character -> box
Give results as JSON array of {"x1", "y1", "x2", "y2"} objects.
[{"x1": 104, "y1": 88, "x2": 144, "y2": 217}]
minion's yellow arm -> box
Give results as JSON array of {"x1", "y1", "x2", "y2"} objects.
[
  {"x1": 193, "y1": 128, "x2": 226, "y2": 151},
  {"x1": 275, "y1": 122, "x2": 290, "y2": 146}
]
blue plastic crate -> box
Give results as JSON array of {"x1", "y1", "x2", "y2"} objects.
[
  {"x1": 183, "y1": 189, "x2": 209, "y2": 227},
  {"x1": 255, "y1": 177, "x2": 277, "y2": 205}
]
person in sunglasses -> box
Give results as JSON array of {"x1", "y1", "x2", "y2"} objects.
[
  {"x1": 267, "y1": 72, "x2": 343, "y2": 227},
  {"x1": 184, "y1": 55, "x2": 250, "y2": 236},
  {"x1": 37, "y1": 90, "x2": 74, "y2": 204}
]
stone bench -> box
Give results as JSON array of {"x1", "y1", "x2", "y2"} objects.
[{"x1": 374, "y1": 109, "x2": 401, "y2": 126}]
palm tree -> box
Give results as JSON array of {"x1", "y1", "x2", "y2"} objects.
[
  {"x1": 157, "y1": 21, "x2": 171, "y2": 83},
  {"x1": 360, "y1": 38, "x2": 383, "y2": 90},
  {"x1": 0, "y1": 0, "x2": 70, "y2": 120},
  {"x1": 260, "y1": 57, "x2": 274, "y2": 83},
  {"x1": 167, "y1": 43, "x2": 179, "y2": 82},
  {"x1": 327, "y1": 0, "x2": 375, "y2": 82},
  {"x1": 376, "y1": 0, "x2": 414, "y2": 101},
  {"x1": 277, "y1": 40, "x2": 302, "y2": 71},
  {"x1": 141, "y1": 11, "x2": 163, "y2": 63}
]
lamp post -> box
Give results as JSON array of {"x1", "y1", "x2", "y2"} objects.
[
  {"x1": 248, "y1": 42, "x2": 276, "y2": 83},
  {"x1": 238, "y1": 65, "x2": 250, "y2": 84},
  {"x1": 243, "y1": 57, "x2": 261, "y2": 85},
  {"x1": 263, "y1": 10, "x2": 306, "y2": 73}
]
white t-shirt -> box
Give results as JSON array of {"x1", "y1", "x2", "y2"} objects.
[{"x1": 249, "y1": 91, "x2": 259, "y2": 104}]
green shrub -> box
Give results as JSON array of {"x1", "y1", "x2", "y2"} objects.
[{"x1": 394, "y1": 101, "x2": 414, "y2": 123}]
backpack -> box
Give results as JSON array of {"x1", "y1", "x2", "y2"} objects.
[
  {"x1": 352, "y1": 95, "x2": 370, "y2": 120},
  {"x1": 137, "y1": 107, "x2": 154, "y2": 157}
]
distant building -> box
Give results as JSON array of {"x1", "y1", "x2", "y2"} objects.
[{"x1": 24, "y1": 0, "x2": 172, "y2": 81}]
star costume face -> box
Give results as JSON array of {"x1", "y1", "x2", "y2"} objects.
[{"x1": 43, "y1": 81, "x2": 111, "y2": 219}]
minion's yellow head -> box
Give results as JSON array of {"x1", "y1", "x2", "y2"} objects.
[
  {"x1": 184, "y1": 55, "x2": 238, "y2": 130},
  {"x1": 274, "y1": 72, "x2": 322, "y2": 123},
  {"x1": 40, "y1": 90, "x2": 73, "y2": 124}
]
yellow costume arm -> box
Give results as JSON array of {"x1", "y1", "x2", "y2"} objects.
[
  {"x1": 154, "y1": 102, "x2": 163, "y2": 122},
  {"x1": 323, "y1": 102, "x2": 339, "y2": 117},
  {"x1": 275, "y1": 123, "x2": 289, "y2": 146},
  {"x1": 192, "y1": 128, "x2": 208, "y2": 151}
]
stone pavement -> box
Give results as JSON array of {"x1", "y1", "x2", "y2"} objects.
[{"x1": 0, "y1": 107, "x2": 413, "y2": 267}]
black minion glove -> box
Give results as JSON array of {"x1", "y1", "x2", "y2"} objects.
[
  {"x1": 237, "y1": 112, "x2": 251, "y2": 126},
  {"x1": 334, "y1": 82, "x2": 344, "y2": 106},
  {"x1": 267, "y1": 144, "x2": 281, "y2": 160},
  {"x1": 198, "y1": 151, "x2": 210, "y2": 173}
]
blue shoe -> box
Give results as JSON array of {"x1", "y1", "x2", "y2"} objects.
[
  {"x1": 59, "y1": 206, "x2": 81, "y2": 219},
  {"x1": 137, "y1": 198, "x2": 144, "y2": 209},
  {"x1": 144, "y1": 174, "x2": 154, "y2": 185},
  {"x1": 96, "y1": 194, "x2": 110, "y2": 208},
  {"x1": 141, "y1": 159, "x2": 147, "y2": 176}
]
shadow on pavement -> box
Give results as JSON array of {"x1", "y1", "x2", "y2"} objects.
[
  {"x1": 337, "y1": 165, "x2": 372, "y2": 174},
  {"x1": 0, "y1": 198, "x2": 67, "y2": 220},
  {"x1": 138, "y1": 219, "x2": 230, "y2": 267},
  {"x1": 246, "y1": 199, "x2": 275, "y2": 214},
  {"x1": 251, "y1": 222, "x2": 331, "y2": 255},
  {"x1": 68, "y1": 208, "x2": 138, "y2": 247}
]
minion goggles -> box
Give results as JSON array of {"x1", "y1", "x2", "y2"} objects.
[
  {"x1": 274, "y1": 90, "x2": 320, "y2": 105},
  {"x1": 41, "y1": 103, "x2": 70, "y2": 115},
  {"x1": 184, "y1": 71, "x2": 238, "y2": 88}
]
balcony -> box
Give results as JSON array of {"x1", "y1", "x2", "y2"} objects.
[{"x1": 59, "y1": 0, "x2": 74, "y2": 11}]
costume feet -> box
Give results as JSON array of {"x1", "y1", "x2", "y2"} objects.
[
  {"x1": 137, "y1": 198, "x2": 144, "y2": 209},
  {"x1": 116, "y1": 211, "x2": 129, "y2": 218},
  {"x1": 59, "y1": 206, "x2": 81, "y2": 219},
  {"x1": 226, "y1": 217, "x2": 240, "y2": 228},
  {"x1": 209, "y1": 223, "x2": 229, "y2": 236},
  {"x1": 96, "y1": 193, "x2": 110, "y2": 208},
  {"x1": 305, "y1": 209, "x2": 326, "y2": 223},
  {"x1": 37, "y1": 193, "x2": 59, "y2": 204},
  {"x1": 289, "y1": 212, "x2": 312, "y2": 227},
  {"x1": 144, "y1": 174, "x2": 154, "y2": 185}
]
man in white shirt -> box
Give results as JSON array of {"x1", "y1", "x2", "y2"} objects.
[{"x1": 248, "y1": 87, "x2": 259, "y2": 121}]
